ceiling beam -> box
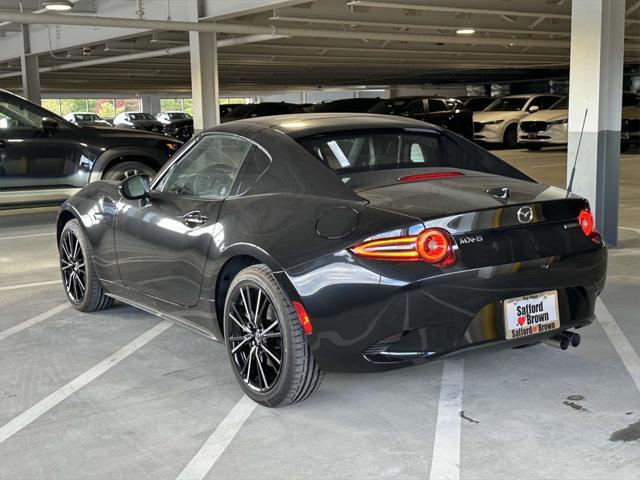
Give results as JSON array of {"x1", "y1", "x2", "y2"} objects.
[
  {"x1": 345, "y1": 1, "x2": 571, "y2": 20},
  {"x1": 0, "y1": 10, "x2": 573, "y2": 49},
  {"x1": 268, "y1": 14, "x2": 571, "y2": 37}
]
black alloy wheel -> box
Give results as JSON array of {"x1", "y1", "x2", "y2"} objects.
[
  {"x1": 60, "y1": 228, "x2": 86, "y2": 304},
  {"x1": 227, "y1": 284, "x2": 283, "y2": 392},
  {"x1": 59, "y1": 219, "x2": 113, "y2": 312},
  {"x1": 223, "y1": 265, "x2": 324, "y2": 407}
]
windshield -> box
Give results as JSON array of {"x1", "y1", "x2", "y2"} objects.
[
  {"x1": 368, "y1": 99, "x2": 413, "y2": 115},
  {"x1": 550, "y1": 97, "x2": 569, "y2": 110},
  {"x1": 485, "y1": 97, "x2": 528, "y2": 112},
  {"x1": 129, "y1": 113, "x2": 154, "y2": 120},
  {"x1": 166, "y1": 112, "x2": 190, "y2": 119},
  {"x1": 76, "y1": 113, "x2": 101, "y2": 121}
]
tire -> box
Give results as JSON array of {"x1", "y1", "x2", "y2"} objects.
[
  {"x1": 59, "y1": 219, "x2": 113, "y2": 312},
  {"x1": 223, "y1": 264, "x2": 324, "y2": 407},
  {"x1": 102, "y1": 161, "x2": 156, "y2": 181},
  {"x1": 503, "y1": 124, "x2": 518, "y2": 148}
]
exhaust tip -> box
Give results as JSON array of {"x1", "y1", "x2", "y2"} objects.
[{"x1": 545, "y1": 333, "x2": 570, "y2": 350}]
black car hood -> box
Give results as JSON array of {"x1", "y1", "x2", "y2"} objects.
[{"x1": 354, "y1": 169, "x2": 569, "y2": 220}]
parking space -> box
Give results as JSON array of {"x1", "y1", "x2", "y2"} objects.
[{"x1": 0, "y1": 149, "x2": 638, "y2": 480}]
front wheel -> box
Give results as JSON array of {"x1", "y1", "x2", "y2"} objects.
[
  {"x1": 223, "y1": 264, "x2": 324, "y2": 407},
  {"x1": 59, "y1": 219, "x2": 113, "y2": 312},
  {"x1": 503, "y1": 124, "x2": 518, "y2": 148}
]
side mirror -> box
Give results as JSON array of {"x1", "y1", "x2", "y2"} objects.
[
  {"x1": 41, "y1": 117, "x2": 58, "y2": 133},
  {"x1": 119, "y1": 174, "x2": 150, "y2": 200},
  {"x1": 528, "y1": 105, "x2": 540, "y2": 113}
]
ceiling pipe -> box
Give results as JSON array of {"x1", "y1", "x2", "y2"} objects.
[
  {"x1": 0, "y1": 10, "x2": 572, "y2": 49},
  {"x1": 345, "y1": 1, "x2": 573, "y2": 20},
  {"x1": 0, "y1": 34, "x2": 289, "y2": 79}
]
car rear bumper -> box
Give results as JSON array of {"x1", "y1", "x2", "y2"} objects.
[{"x1": 285, "y1": 245, "x2": 607, "y2": 373}]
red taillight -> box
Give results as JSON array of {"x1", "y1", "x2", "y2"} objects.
[
  {"x1": 293, "y1": 301, "x2": 313, "y2": 335},
  {"x1": 399, "y1": 171, "x2": 464, "y2": 183},
  {"x1": 416, "y1": 228, "x2": 455, "y2": 265},
  {"x1": 350, "y1": 228, "x2": 456, "y2": 266},
  {"x1": 578, "y1": 209, "x2": 594, "y2": 236},
  {"x1": 350, "y1": 235, "x2": 420, "y2": 261}
]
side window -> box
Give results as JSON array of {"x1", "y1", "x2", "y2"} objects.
[
  {"x1": 229, "y1": 146, "x2": 271, "y2": 196},
  {"x1": 428, "y1": 99, "x2": 448, "y2": 112},
  {"x1": 0, "y1": 100, "x2": 43, "y2": 130},
  {"x1": 539, "y1": 96, "x2": 559, "y2": 109},
  {"x1": 158, "y1": 134, "x2": 252, "y2": 198},
  {"x1": 404, "y1": 100, "x2": 425, "y2": 115}
]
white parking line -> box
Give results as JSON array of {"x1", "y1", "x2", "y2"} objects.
[
  {"x1": 0, "y1": 320, "x2": 172, "y2": 444},
  {"x1": 0, "y1": 232, "x2": 55, "y2": 241},
  {"x1": 0, "y1": 280, "x2": 61, "y2": 292},
  {"x1": 176, "y1": 395, "x2": 257, "y2": 480},
  {"x1": 596, "y1": 298, "x2": 640, "y2": 392},
  {"x1": 429, "y1": 359, "x2": 464, "y2": 480},
  {"x1": 0, "y1": 302, "x2": 69, "y2": 341}
]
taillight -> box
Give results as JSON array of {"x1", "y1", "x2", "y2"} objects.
[
  {"x1": 416, "y1": 228, "x2": 456, "y2": 266},
  {"x1": 578, "y1": 209, "x2": 594, "y2": 236},
  {"x1": 350, "y1": 228, "x2": 456, "y2": 266}
]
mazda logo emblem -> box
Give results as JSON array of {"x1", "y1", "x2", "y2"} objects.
[{"x1": 517, "y1": 206, "x2": 533, "y2": 224}]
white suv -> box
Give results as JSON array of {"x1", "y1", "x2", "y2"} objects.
[
  {"x1": 518, "y1": 96, "x2": 568, "y2": 150},
  {"x1": 473, "y1": 94, "x2": 562, "y2": 148}
]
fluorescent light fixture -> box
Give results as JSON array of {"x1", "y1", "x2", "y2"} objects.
[
  {"x1": 43, "y1": 0, "x2": 74, "y2": 11},
  {"x1": 456, "y1": 28, "x2": 475, "y2": 35}
]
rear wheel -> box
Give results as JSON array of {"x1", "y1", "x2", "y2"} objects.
[
  {"x1": 59, "y1": 219, "x2": 113, "y2": 312},
  {"x1": 223, "y1": 264, "x2": 324, "y2": 407},
  {"x1": 503, "y1": 124, "x2": 518, "y2": 148},
  {"x1": 103, "y1": 161, "x2": 156, "y2": 181}
]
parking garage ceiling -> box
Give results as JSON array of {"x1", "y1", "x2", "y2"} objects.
[{"x1": 0, "y1": 0, "x2": 638, "y2": 93}]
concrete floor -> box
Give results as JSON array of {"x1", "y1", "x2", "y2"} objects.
[{"x1": 0, "y1": 148, "x2": 639, "y2": 480}]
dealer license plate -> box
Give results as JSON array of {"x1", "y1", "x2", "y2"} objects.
[
  {"x1": 527, "y1": 132, "x2": 537, "y2": 139},
  {"x1": 621, "y1": 132, "x2": 630, "y2": 140},
  {"x1": 503, "y1": 290, "x2": 559, "y2": 340}
]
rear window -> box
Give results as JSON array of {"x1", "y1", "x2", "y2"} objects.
[{"x1": 298, "y1": 129, "x2": 531, "y2": 181}]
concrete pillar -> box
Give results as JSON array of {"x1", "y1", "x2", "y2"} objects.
[
  {"x1": 567, "y1": 0, "x2": 625, "y2": 245},
  {"x1": 141, "y1": 95, "x2": 161, "y2": 115},
  {"x1": 189, "y1": 30, "x2": 219, "y2": 130},
  {"x1": 20, "y1": 25, "x2": 40, "y2": 104}
]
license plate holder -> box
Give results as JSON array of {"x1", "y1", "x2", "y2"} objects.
[{"x1": 503, "y1": 290, "x2": 560, "y2": 340}]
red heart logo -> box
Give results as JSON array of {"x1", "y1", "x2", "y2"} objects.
[{"x1": 517, "y1": 316, "x2": 526, "y2": 326}]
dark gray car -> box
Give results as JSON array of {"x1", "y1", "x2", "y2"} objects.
[{"x1": 0, "y1": 90, "x2": 182, "y2": 207}]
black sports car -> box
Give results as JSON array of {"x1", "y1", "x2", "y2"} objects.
[
  {"x1": 57, "y1": 113, "x2": 607, "y2": 407},
  {"x1": 369, "y1": 97, "x2": 474, "y2": 139}
]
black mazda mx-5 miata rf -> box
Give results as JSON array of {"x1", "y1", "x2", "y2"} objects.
[{"x1": 57, "y1": 113, "x2": 607, "y2": 407}]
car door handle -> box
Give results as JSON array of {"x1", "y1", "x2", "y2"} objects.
[{"x1": 182, "y1": 211, "x2": 207, "y2": 227}]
